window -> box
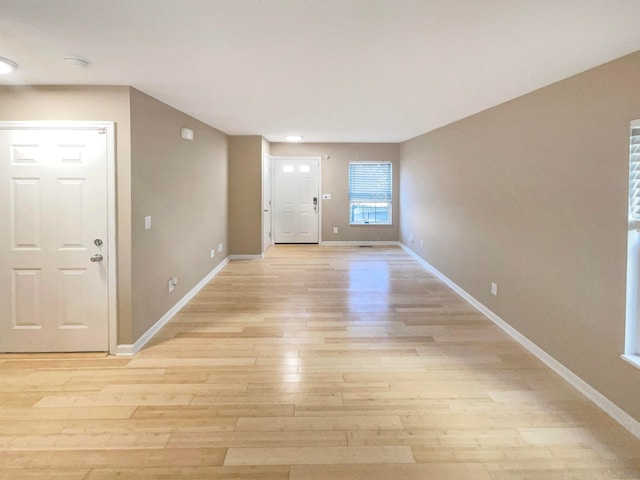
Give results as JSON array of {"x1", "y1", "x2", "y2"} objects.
[
  {"x1": 348, "y1": 162, "x2": 392, "y2": 225},
  {"x1": 625, "y1": 120, "x2": 640, "y2": 368}
]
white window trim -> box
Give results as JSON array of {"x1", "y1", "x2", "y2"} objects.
[
  {"x1": 624, "y1": 119, "x2": 640, "y2": 369},
  {"x1": 348, "y1": 161, "x2": 393, "y2": 226}
]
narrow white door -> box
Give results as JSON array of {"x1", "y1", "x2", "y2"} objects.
[
  {"x1": 262, "y1": 155, "x2": 272, "y2": 253},
  {"x1": 273, "y1": 158, "x2": 319, "y2": 243},
  {"x1": 0, "y1": 125, "x2": 110, "y2": 352}
]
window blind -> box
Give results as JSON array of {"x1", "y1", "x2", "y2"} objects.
[
  {"x1": 630, "y1": 127, "x2": 640, "y2": 222},
  {"x1": 348, "y1": 162, "x2": 392, "y2": 202}
]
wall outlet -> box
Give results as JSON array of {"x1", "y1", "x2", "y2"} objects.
[
  {"x1": 409, "y1": 234, "x2": 414, "y2": 243},
  {"x1": 491, "y1": 282, "x2": 498, "y2": 296},
  {"x1": 333, "y1": 227, "x2": 338, "y2": 234},
  {"x1": 218, "y1": 243, "x2": 224, "y2": 253},
  {"x1": 210, "y1": 249, "x2": 215, "y2": 258},
  {"x1": 144, "y1": 216, "x2": 152, "y2": 230},
  {"x1": 168, "y1": 276, "x2": 178, "y2": 293}
]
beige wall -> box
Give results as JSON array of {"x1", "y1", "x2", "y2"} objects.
[
  {"x1": 400, "y1": 52, "x2": 640, "y2": 422},
  {"x1": 0, "y1": 86, "x2": 229, "y2": 346},
  {"x1": 0, "y1": 86, "x2": 135, "y2": 343},
  {"x1": 270, "y1": 143, "x2": 399, "y2": 242},
  {"x1": 228, "y1": 135, "x2": 263, "y2": 255},
  {"x1": 129, "y1": 89, "x2": 228, "y2": 340}
]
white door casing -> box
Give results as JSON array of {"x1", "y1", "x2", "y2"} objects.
[
  {"x1": 262, "y1": 154, "x2": 272, "y2": 253},
  {"x1": 0, "y1": 122, "x2": 116, "y2": 353},
  {"x1": 272, "y1": 157, "x2": 320, "y2": 243}
]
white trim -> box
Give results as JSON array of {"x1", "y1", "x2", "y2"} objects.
[
  {"x1": 621, "y1": 354, "x2": 640, "y2": 370},
  {"x1": 318, "y1": 157, "x2": 323, "y2": 244},
  {"x1": 229, "y1": 254, "x2": 264, "y2": 260},
  {"x1": 262, "y1": 153, "x2": 272, "y2": 255},
  {"x1": 0, "y1": 121, "x2": 118, "y2": 354},
  {"x1": 627, "y1": 120, "x2": 640, "y2": 359},
  {"x1": 104, "y1": 123, "x2": 118, "y2": 355},
  {"x1": 114, "y1": 344, "x2": 136, "y2": 356},
  {"x1": 399, "y1": 243, "x2": 640, "y2": 440},
  {"x1": 116, "y1": 257, "x2": 230, "y2": 356},
  {"x1": 321, "y1": 241, "x2": 401, "y2": 246}
]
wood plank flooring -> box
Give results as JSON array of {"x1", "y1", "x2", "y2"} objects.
[{"x1": 1, "y1": 245, "x2": 639, "y2": 479}]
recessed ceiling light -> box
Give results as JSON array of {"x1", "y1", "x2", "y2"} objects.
[
  {"x1": 64, "y1": 56, "x2": 89, "y2": 68},
  {"x1": 286, "y1": 135, "x2": 303, "y2": 142},
  {"x1": 0, "y1": 57, "x2": 18, "y2": 74}
]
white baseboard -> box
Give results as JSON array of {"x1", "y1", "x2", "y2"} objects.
[
  {"x1": 116, "y1": 257, "x2": 230, "y2": 356},
  {"x1": 320, "y1": 240, "x2": 401, "y2": 246},
  {"x1": 229, "y1": 254, "x2": 264, "y2": 260},
  {"x1": 399, "y1": 243, "x2": 640, "y2": 440}
]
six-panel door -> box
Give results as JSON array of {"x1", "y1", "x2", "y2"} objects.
[{"x1": 0, "y1": 126, "x2": 109, "y2": 352}]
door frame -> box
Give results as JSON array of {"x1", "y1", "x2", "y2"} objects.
[
  {"x1": 0, "y1": 121, "x2": 118, "y2": 354},
  {"x1": 269, "y1": 156, "x2": 322, "y2": 244},
  {"x1": 262, "y1": 154, "x2": 272, "y2": 255}
]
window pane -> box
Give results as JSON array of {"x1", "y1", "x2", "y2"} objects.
[{"x1": 350, "y1": 202, "x2": 391, "y2": 225}]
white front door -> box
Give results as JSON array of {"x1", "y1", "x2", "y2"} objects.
[
  {"x1": 0, "y1": 124, "x2": 111, "y2": 352},
  {"x1": 273, "y1": 157, "x2": 320, "y2": 243}
]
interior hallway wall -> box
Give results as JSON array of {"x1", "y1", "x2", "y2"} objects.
[
  {"x1": 130, "y1": 89, "x2": 228, "y2": 341},
  {"x1": 0, "y1": 85, "x2": 135, "y2": 343},
  {"x1": 270, "y1": 142, "x2": 399, "y2": 242},
  {"x1": 228, "y1": 135, "x2": 264, "y2": 255},
  {"x1": 399, "y1": 51, "x2": 640, "y2": 422}
]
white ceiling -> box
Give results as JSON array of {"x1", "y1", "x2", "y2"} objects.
[{"x1": 1, "y1": 0, "x2": 639, "y2": 143}]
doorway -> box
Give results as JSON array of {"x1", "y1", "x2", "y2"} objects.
[
  {"x1": 272, "y1": 157, "x2": 320, "y2": 243},
  {"x1": 0, "y1": 122, "x2": 116, "y2": 353}
]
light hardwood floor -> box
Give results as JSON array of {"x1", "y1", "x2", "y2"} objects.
[{"x1": 1, "y1": 245, "x2": 639, "y2": 479}]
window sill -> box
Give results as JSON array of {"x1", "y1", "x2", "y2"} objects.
[
  {"x1": 621, "y1": 354, "x2": 640, "y2": 370},
  {"x1": 349, "y1": 223, "x2": 392, "y2": 226}
]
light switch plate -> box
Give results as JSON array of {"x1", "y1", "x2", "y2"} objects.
[
  {"x1": 322, "y1": 193, "x2": 331, "y2": 200},
  {"x1": 144, "y1": 216, "x2": 151, "y2": 230}
]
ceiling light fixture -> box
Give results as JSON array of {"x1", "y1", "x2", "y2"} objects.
[
  {"x1": 64, "y1": 56, "x2": 89, "y2": 68},
  {"x1": 0, "y1": 57, "x2": 18, "y2": 74},
  {"x1": 285, "y1": 135, "x2": 303, "y2": 142}
]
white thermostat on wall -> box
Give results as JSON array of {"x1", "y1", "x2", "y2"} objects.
[{"x1": 181, "y1": 128, "x2": 194, "y2": 140}]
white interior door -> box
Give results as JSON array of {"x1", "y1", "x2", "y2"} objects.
[
  {"x1": 273, "y1": 157, "x2": 320, "y2": 243},
  {"x1": 0, "y1": 124, "x2": 111, "y2": 352},
  {"x1": 262, "y1": 155, "x2": 272, "y2": 253}
]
